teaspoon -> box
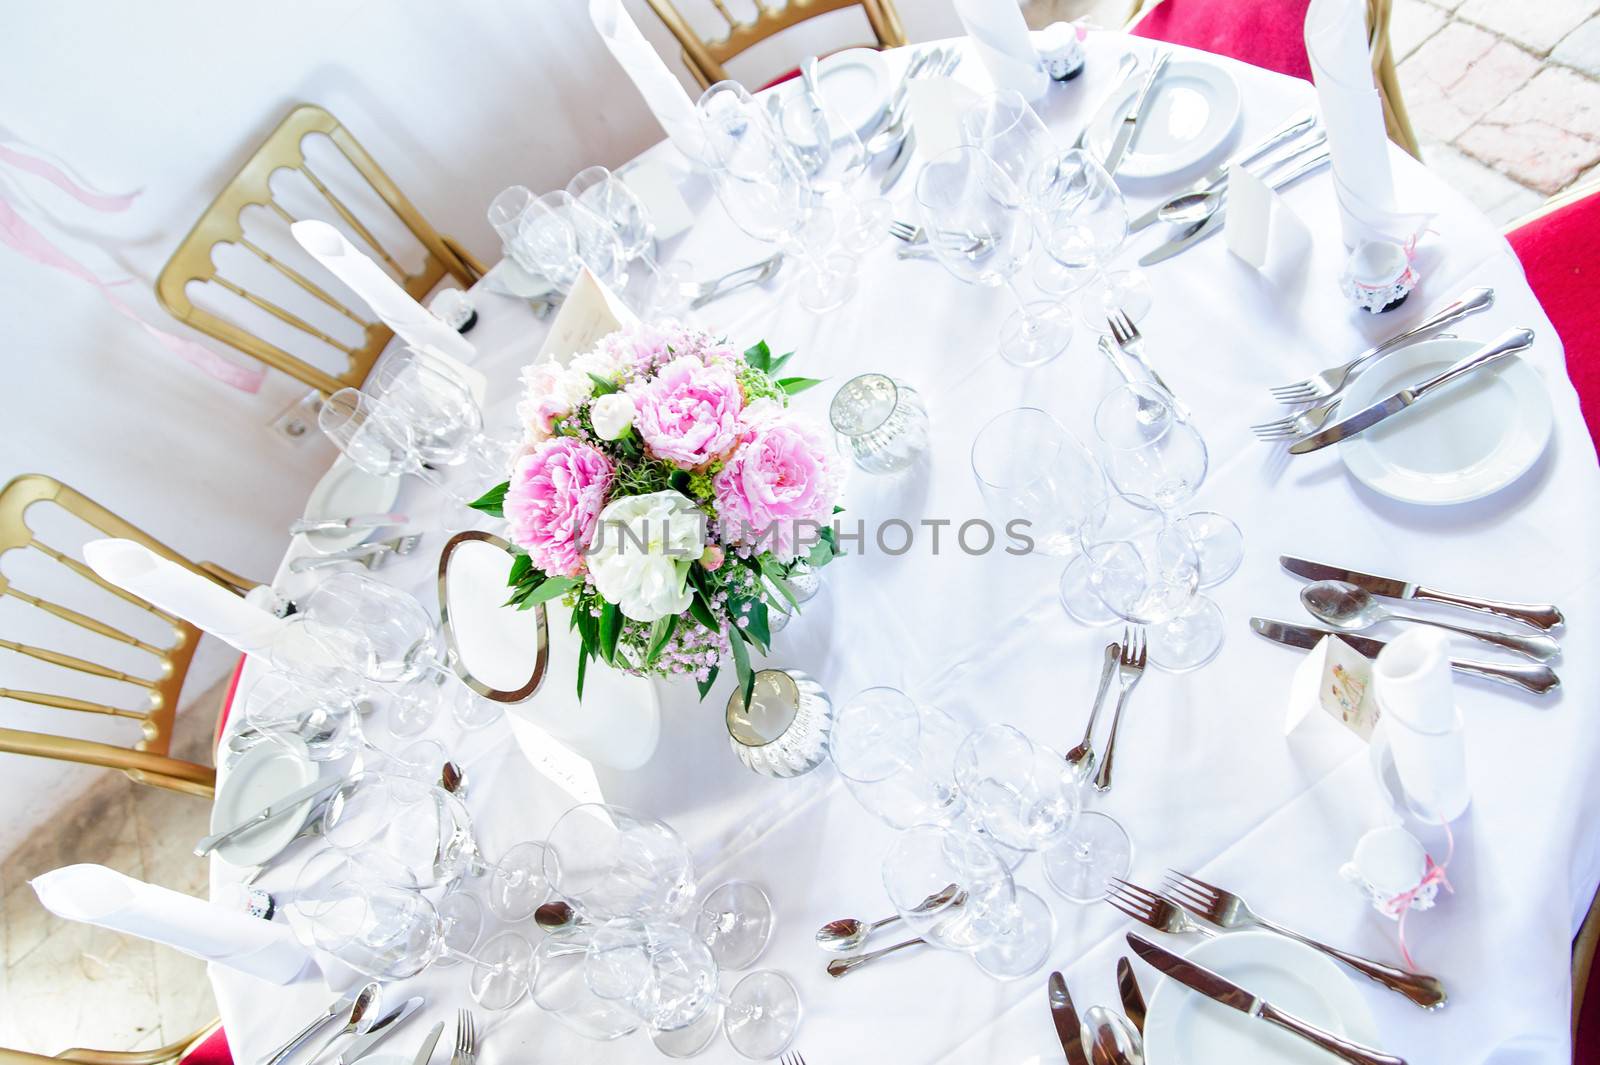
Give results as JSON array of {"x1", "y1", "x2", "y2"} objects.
[
  {"x1": 1301, "y1": 580, "x2": 1560, "y2": 662},
  {"x1": 814, "y1": 883, "x2": 964, "y2": 953},
  {"x1": 301, "y1": 982, "x2": 381, "y2": 1063},
  {"x1": 825, "y1": 935, "x2": 927, "y2": 978},
  {"x1": 535, "y1": 900, "x2": 581, "y2": 934},
  {"x1": 1084, "y1": 1005, "x2": 1145, "y2": 1065},
  {"x1": 1156, "y1": 187, "x2": 1222, "y2": 226}
]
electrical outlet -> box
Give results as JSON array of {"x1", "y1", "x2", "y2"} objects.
[{"x1": 270, "y1": 389, "x2": 324, "y2": 446}]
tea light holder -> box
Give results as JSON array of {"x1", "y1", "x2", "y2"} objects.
[
  {"x1": 430, "y1": 287, "x2": 479, "y2": 333},
  {"x1": 1339, "y1": 239, "x2": 1418, "y2": 314},
  {"x1": 725, "y1": 668, "x2": 833, "y2": 778},
  {"x1": 1340, "y1": 824, "x2": 1438, "y2": 918},
  {"x1": 1037, "y1": 22, "x2": 1087, "y2": 82}
]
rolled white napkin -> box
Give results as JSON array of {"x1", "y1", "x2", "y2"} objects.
[
  {"x1": 950, "y1": 0, "x2": 1048, "y2": 102},
  {"x1": 32, "y1": 864, "x2": 312, "y2": 984},
  {"x1": 589, "y1": 0, "x2": 707, "y2": 163},
  {"x1": 1305, "y1": 0, "x2": 1404, "y2": 246},
  {"x1": 1374, "y1": 629, "x2": 1470, "y2": 821},
  {"x1": 290, "y1": 219, "x2": 477, "y2": 365},
  {"x1": 83, "y1": 538, "x2": 285, "y2": 655}
]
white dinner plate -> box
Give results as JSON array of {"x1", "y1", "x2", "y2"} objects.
[
  {"x1": 1144, "y1": 931, "x2": 1381, "y2": 1065},
  {"x1": 777, "y1": 48, "x2": 892, "y2": 141},
  {"x1": 1337, "y1": 337, "x2": 1553, "y2": 505},
  {"x1": 1085, "y1": 59, "x2": 1241, "y2": 179},
  {"x1": 299, "y1": 459, "x2": 401, "y2": 554},
  {"x1": 210, "y1": 735, "x2": 318, "y2": 867}
]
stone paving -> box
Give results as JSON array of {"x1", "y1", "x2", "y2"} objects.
[{"x1": 1026, "y1": 0, "x2": 1600, "y2": 223}]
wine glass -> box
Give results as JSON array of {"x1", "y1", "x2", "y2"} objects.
[
  {"x1": 242, "y1": 669, "x2": 364, "y2": 763},
  {"x1": 829, "y1": 687, "x2": 967, "y2": 830},
  {"x1": 366, "y1": 348, "x2": 483, "y2": 466},
  {"x1": 697, "y1": 80, "x2": 855, "y2": 314},
  {"x1": 542, "y1": 803, "x2": 697, "y2": 922},
  {"x1": 970, "y1": 407, "x2": 1110, "y2": 557},
  {"x1": 1093, "y1": 383, "x2": 1243, "y2": 586},
  {"x1": 776, "y1": 73, "x2": 889, "y2": 254},
  {"x1": 519, "y1": 191, "x2": 629, "y2": 294},
  {"x1": 915, "y1": 145, "x2": 1072, "y2": 367},
  {"x1": 530, "y1": 928, "x2": 640, "y2": 1041},
  {"x1": 1086, "y1": 519, "x2": 1226, "y2": 672},
  {"x1": 953, "y1": 724, "x2": 1132, "y2": 903},
  {"x1": 882, "y1": 824, "x2": 1055, "y2": 980},
  {"x1": 961, "y1": 90, "x2": 1054, "y2": 210},
  {"x1": 487, "y1": 184, "x2": 550, "y2": 283},
  {"x1": 1034, "y1": 148, "x2": 1152, "y2": 328},
  {"x1": 568, "y1": 165, "x2": 697, "y2": 317}
]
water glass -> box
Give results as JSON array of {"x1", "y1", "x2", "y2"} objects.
[
  {"x1": 726, "y1": 668, "x2": 832, "y2": 778},
  {"x1": 829, "y1": 374, "x2": 930, "y2": 475},
  {"x1": 1034, "y1": 148, "x2": 1151, "y2": 327},
  {"x1": 1086, "y1": 521, "x2": 1226, "y2": 672},
  {"x1": 970, "y1": 407, "x2": 1109, "y2": 557},
  {"x1": 961, "y1": 90, "x2": 1054, "y2": 206},
  {"x1": 367, "y1": 348, "x2": 483, "y2": 466},
  {"x1": 543, "y1": 804, "x2": 696, "y2": 922},
  {"x1": 830, "y1": 687, "x2": 967, "y2": 829},
  {"x1": 531, "y1": 928, "x2": 640, "y2": 1041},
  {"x1": 568, "y1": 165, "x2": 697, "y2": 317}
]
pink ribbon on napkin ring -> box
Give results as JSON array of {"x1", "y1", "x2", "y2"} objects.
[
  {"x1": 0, "y1": 139, "x2": 137, "y2": 212},
  {"x1": 1386, "y1": 820, "x2": 1454, "y2": 972}
]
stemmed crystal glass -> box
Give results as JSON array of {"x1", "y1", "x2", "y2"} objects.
[
  {"x1": 882, "y1": 824, "x2": 1055, "y2": 980},
  {"x1": 242, "y1": 669, "x2": 365, "y2": 763},
  {"x1": 1086, "y1": 518, "x2": 1226, "y2": 672},
  {"x1": 1093, "y1": 383, "x2": 1243, "y2": 587},
  {"x1": 531, "y1": 929, "x2": 641, "y2": 1041},
  {"x1": 1034, "y1": 148, "x2": 1152, "y2": 328},
  {"x1": 916, "y1": 145, "x2": 1072, "y2": 367},
  {"x1": 953, "y1": 724, "x2": 1132, "y2": 903},
  {"x1": 697, "y1": 81, "x2": 855, "y2": 313},
  {"x1": 366, "y1": 348, "x2": 483, "y2": 466},
  {"x1": 520, "y1": 191, "x2": 629, "y2": 294},
  {"x1": 776, "y1": 76, "x2": 890, "y2": 255},
  {"x1": 584, "y1": 917, "x2": 802, "y2": 1059},
  {"x1": 829, "y1": 687, "x2": 967, "y2": 830},
  {"x1": 961, "y1": 90, "x2": 1054, "y2": 210},
  {"x1": 487, "y1": 184, "x2": 543, "y2": 277},
  {"x1": 568, "y1": 165, "x2": 697, "y2": 317}
]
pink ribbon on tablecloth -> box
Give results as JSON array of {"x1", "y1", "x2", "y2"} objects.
[
  {"x1": 1386, "y1": 820, "x2": 1454, "y2": 972},
  {"x1": 0, "y1": 136, "x2": 266, "y2": 392}
]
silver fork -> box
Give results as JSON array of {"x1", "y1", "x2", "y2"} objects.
[
  {"x1": 1092, "y1": 628, "x2": 1147, "y2": 792},
  {"x1": 1267, "y1": 286, "x2": 1495, "y2": 403},
  {"x1": 1106, "y1": 877, "x2": 1216, "y2": 937},
  {"x1": 451, "y1": 1008, "x2": 476, "y2": 1065},
  {"x1": 690, "y1": 252, "x2": 785, "y2": 309},
  {"x1": 781, "y1": 1053, "x2": 809, "y2": 1065},
  {"x1": 1250, "y1": 397, "x2": 1341, "y2": 441},
  {"x1": 1107, "y1": 310, "x2": 1192, "y2": 423},
  {"x1": 288, "y1": 534, "x2": 421, "y2": 573},
  {"x1": 1164, "y1": 870, "x2": 1448, "y2": 1009},
  {"x1": 887, "y1": 219, "x2": 924, "y2": 244}
]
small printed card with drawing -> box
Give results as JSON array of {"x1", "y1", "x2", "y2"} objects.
[{"x1": 1285, "y1": 633, "x2": 1381, "y2": 741}]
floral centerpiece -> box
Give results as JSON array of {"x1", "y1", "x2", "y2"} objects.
[{"x1": 471, "y1": 321, "x2": 841, "y2": 705}]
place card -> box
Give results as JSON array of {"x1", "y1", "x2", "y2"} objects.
[
  {"x1": 907, "y1": 78, "x2": 982, "y2": 161},
  {"x1": 621, "y1": 160, "x2": 694, "y2": 241},
  {"x1": 1285, "y1": 633, "x2": 1380, "y2": 741},
  {"x1": 504, "y1": 714, "x2": 607, "y2": 807},
  {"x1": 1225, "y1": 162, "x2": 1311, "y2": 274},
  {"x1": 537, "y1": 267, "x2": 639, "y2": 366}
]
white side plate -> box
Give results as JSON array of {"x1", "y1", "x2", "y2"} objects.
[
  {"x1": 210, "y1": 735, "x2": 318, "y2": 867},
  {"x1": 1086, "y1": 59, "x2": 1241, "y2": 178},
  {"x1": 300, "y1": 460, "x2": 402, "y2": 554}
]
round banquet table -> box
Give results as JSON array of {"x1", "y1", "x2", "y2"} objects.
[{"x1": 210, "y1": 29, "x2": 1600, "y2": 1065}]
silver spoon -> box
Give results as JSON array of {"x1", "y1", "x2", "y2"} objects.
[
  {"x1": 1156, "y1": 187, "x2": 1222, "y2": 226},
  {"x1": 815, "y1": 883, "x2": 964, "y2": 953},
  {"x1": 1301, "y1": 580, "x2": 1560, "y2": 662},
  {"x1": 1065, "y1": 643, "x2": 1121, "y2": 777},
  {"x1": 825, "y1": 934, "x2": 927, "y2": 978},
  {"x1": 302, "y1": 982, "x2": 381, "y2": 1063},
  {"x1": 1084, "y1": 1006, "x2": 1144, "y2": 1065},
  {"x1": 535, "y1": 900, "x2": 581, "y2": 933},
  {"x1": 440, "y1": 760, "x2": 466, "y2": 796}
]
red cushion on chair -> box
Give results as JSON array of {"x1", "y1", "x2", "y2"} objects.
[
  {"x1": 1507, "y1": 189, "x2": 1600, "y2": 459},
  {"x1": 1130, "y1": 0, "x2": 1315, "y2": 81},
  {"x1": 212, "y1": 653, "x2": 248, "y2": 755},
  {"x1": 757, "y1": 67, "x2": 802, "y2": 91},
  {"x1": 178, "y1": 1027, "x2": 232, "y2": 1065}
]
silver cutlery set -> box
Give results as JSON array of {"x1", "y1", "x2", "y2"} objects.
[
  {"x1": 1255, "y1": 555, "x2": 1564, "y2": 694},
  {"x1": 261, "y1": 988, "x2": 471, "y2": 1065},
  {"x1": 1104, "y1": 309, "x2": 1188, "y2": 422},
  {"x1": 815, "y1": 882, "x2": 964, "y2": 978},
  {"x1": 871, "y1": 46, "x2": 964, "y2": 193},
  {"x1": 289, "y1": 511, "x2": 423, "y2": 574},
  {"x1": 1049, "y1": 964, "x2": 1146, "y2": 1065},
  {"x1": 1071, "y1": 630, "x2": 1148, "y2": 793}
]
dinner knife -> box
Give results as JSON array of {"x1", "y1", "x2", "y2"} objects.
[
  {"x1": 408, "y1": 1022, "x2": 445, "y2": 1065},
  {"x1": 193, "y1": 776, "x2": 342, "y2": 857},
  {"x1": 1047, "y1": 971, "x2": 1091, "y2": 1065},
  {"x1": 1279, "y1": 556, "x2": 1565, "y2": 631},
  {"x1": 1288, "y1": 328, "x2": 1536, "y2": 454},
  {"x1": 1249, "y1": 618, "x2": 1560, "y2": 694},
  {"x1": 289, "y1": 512, "x2": 408, "y2": 535},
  {"x1": 1102, "y1": 52, "x2": 1170, "y2": 175},
  {"x1": 1140, "y1": 150, "x2": 1330, "y2": 266},
  {"x1": 336, "y1": 995, "x2": 424, "y2": 1065},
  {"x1": 1129, "y1": 108, "x2": 1318, "y2": 232},
  {"x1": 1115, "y1": 957, "x2": 1146, "y2": 1035},
  {"x1": 879, "y1": 130, "x2": 916, "y2": 192},
  {"x1": 262, "y1": 992, "x2": 356, "y2": 1065},
  {"x1": 1126, "y1": 934, "x2": 1407, "y2": 1065}
]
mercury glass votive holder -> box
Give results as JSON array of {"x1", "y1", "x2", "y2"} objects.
[
  {"x1": 726, "y1": 669, "x2": 833, "y2": 778},
  {"x1": 829, "y1": 374, "x2": 930, "y2": 475}
]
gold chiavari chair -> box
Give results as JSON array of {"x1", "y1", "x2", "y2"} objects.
[
  {"x1": 644, "y1": 0, "x2": 907, "y2": 89},
  {"x1": 0, "y1": 1019, "x2": 225, "y2": 1065},
  {"x1": 1123, "y1": 0, "x2": 1422, "y2": 159},
  {"x1": 0, "y1": 474, "x2": 254, "y2": 799},
  {"x1": 156, "y1": 103, "x2": 487, "y2": 396}
]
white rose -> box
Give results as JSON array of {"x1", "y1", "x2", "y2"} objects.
[
  {"x1": 569, "y1": 346, "x2": 623, "y2": 383},
  {"x1": 587, "y1": 491, "x2": 706, "y2": 622},
  {"x1": 516, "y1": 358, "x2": 597, "y2": 440},
  {"x1": 590, "y1": 392, "x2": 637, "y2": 440}
]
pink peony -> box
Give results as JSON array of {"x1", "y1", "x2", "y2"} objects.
[
  {"x1": 628, "y1": 355, "x2": 743, "y2": 469},
  {"x1": 713, "y1": 406, "x2": 840, "y2": 562},
  {"x1": 516, "y1": 361, "x2": 593, "y2": 444},
  {"x1": 504, "y1": 437, "x2": 614, "y2": 577}
]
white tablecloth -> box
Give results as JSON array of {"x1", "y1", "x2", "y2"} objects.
[{"x1": 210, "y1": 31, "x2": 1600, "y2": 1065}]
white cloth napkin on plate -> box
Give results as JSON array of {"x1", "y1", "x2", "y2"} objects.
[
  {"x1": 589, "y1": 0, "x2": 707, "y2": 163},
  {"x1": 82, "y1": 538, "x2": 285, "y2": 655},
  {"x1": 1374, "y1": 629, "x2": 1470, "y2": 821},
  {"x1": 32, "y1": 864, "x2": 313, "y2": 984},
  {"x1": 950, "y1": 0, "x2": 1048, "y2": 102},
  {"x1": 290, "y1": 219, "x2": 478, "y2": 366},
  {"x1": 1304, "y1": 0, "x2": 1414, "y2": 245}
]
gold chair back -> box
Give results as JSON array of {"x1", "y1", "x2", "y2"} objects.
[
  {"x1": 156, "y1": 103, "x2": 486, "y2": 396},
  {"x1": 0, "y1": 474, "x2": 233, "y2": 798},
  {"x1": 643, "y1": 0, "x2": 907, "y2": 89},
  {"x1": 1124, "y1": 0, "x2": 1421, "y2": 159},
  {"x1": 0, "y1": 1018, "x2": 221, "y2": 1064}
]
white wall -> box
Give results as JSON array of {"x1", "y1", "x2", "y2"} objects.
[{"x1": 0, "y1": 0, "x2": 967, "y2": 856}]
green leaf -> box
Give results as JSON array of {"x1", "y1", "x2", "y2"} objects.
[
  {"x1": 508, "y1": 554, "x2": 533, "y2": 587},
  {"x1": 741, "y1": 597, "x2": 771, "y2": 653},
  {"x1": 576, "y1": 643, "x2": 589, "y2": 700},
  {"x1": 645, "y1": 615, "x2": 678, "y2": 667},
  {"x1": 743, "y1": 340, "x2": 772, "y2": 371},
  {"x1": 768, "y1": 350, "x2": 795, "y2": 375},
  {"x1": 599, "y1": 602, "x2": 623, "y2": 665},
  {"x1": 696, "y1": 665, "x2": 721, "y2": 701},
  {"x1": 689, "y1": 590, "x2": 719, "y2": 632},
  {"x1": 726, "y1": 619, "x2": 754, "y2": 708},
  {"x1": 587, "y1": 373, "x2": 619, "y2": 395},
  {"x1": 807, "y1": 530, "x2": 837, "y2": 569},
  {"x1": 575, "y1": 605, "x2": 599, "y2": 657},
  {"x1": 523, "y1": 576, "x2": 580, "y2": 607},
  {"x1": 469, "y1": 481, "x2": 510, "y2": 517},
  {"x1": 777, "y1": 376, "x2": 822, "y2": 396},
  {"x1": 758, "y1": 557, "x2": 800, "y2": 611}
]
